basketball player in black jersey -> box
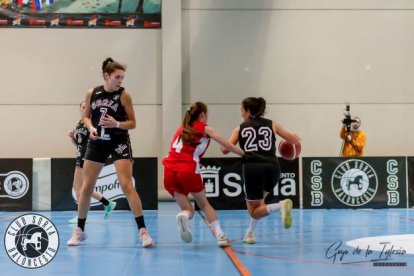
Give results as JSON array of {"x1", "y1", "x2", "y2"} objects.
[
  {"x1": 221, "y1": 97, "x2": 300, "y2": 244},
  {"x1": 67, "y1": 58, "x2": 154, "y2": 248},
  {"x1": 67, "y1": 101, "x2": 117, "y2": 224}
]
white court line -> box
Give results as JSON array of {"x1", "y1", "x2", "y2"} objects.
[{"x1": 347, "y1": 234, "x2": 414, "y2": 254}]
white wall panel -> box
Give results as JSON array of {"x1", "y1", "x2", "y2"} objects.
[
  {"x1": 0, "y1": 105, "x2": 160, "y2": 158},
  {"x1": 183, "y1": 9, "x2": 414, "y2": 103},
  {"x1": 0, "y1": 29, "x2": 161, "y2": 105}
]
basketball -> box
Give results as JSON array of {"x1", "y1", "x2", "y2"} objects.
[{"x1": 278, "y1": 140, "x2": 301, "y2": 160}]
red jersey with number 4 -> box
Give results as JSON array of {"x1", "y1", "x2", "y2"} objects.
[{"x1": 162, "y1": 121, "x2": 210, "y2": 173}]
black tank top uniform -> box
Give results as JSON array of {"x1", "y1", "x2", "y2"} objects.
[
  {"x1": 84, "y1": 85, "x2": 133, "y2": 163},
  {"x1": 239, "y1": 117, "x2": 281, "y2": 200},
  {"x1": 74, "y1": 120, "x2": 89, "y2": 167},
  {"x1": 90, "y1": 85, "x2": 128, "y2": 140},
  {"x1": 239, "y1": 117, "x2": 278, "y2": 163},
  {"x1": 75, "y1": 120, "x2": 89, "y2": 157}
]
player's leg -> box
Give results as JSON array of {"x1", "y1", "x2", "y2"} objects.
[
  {"x1": 67, "y1": 160, "x2": 103, "y2": 246},
  {"x1": 114, "y1": 159, "x2": 154, "y2": 248},
  {"x1": 69, "y1": 166, "x2": 83, "y2": 224},
  {"x1": 192, "y1": 190, "x2": 229, "y2": 247},
  {"x1": 173, "y1": 191, "x2": 194, "y2": 243}
]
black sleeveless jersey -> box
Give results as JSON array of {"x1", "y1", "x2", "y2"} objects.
[
  {"x1": 239, "y1": 117, "x2": 278, "y2": 163},
  {"x1": 74, "y1": 120, "x2": 89, "y2": 158},
  {"x1": 90, "y1": 85, "x2": 128, "y2": 140},
  {"x1": 75, "y1": 120, "x2": 89, "y2": 147}
]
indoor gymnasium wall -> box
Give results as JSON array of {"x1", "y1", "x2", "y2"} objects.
[
  {"x1": 0, "y1": 29, "x2": 161, "y2": 158},
  {"x1": 182, "y1": 0, "x2": 414, "y2": 157},
  {"x1": 2, "y1": 0, "x2": 414, "y2": 202}
]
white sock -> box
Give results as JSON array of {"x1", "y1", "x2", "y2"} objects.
[
  {"x1": 210, "y1": 220, "x2": 223, "y2": 237},
  {"x1": 179, "y1": 210, "x2": 191, "y2": 220},
  {"x1": 247, "y1": 218, "x2": 259, "y2": 233},
  {"x1": 266, "y1": 203, "x2": 280, "y2": 214}
]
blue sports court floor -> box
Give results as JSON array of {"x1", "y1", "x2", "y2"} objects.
[{"x1": 1, "y1": 202, "x2": 414, "y2": 275}]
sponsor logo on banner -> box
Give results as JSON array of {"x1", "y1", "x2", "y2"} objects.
[
  {"x1": 88, "y1": 15, "x2": 100, "y2": 27},
  {"x1": 4, "y1": 214, "x2": 59, "y2": 269},
  {"x1": 201, "y1": 165, "x2": 243, "y2": 198},
  {"x1": 201, "y1": 165, "x2": 220, "y2": 197},
  {"x1": 144, "y1": 20, "x2": 161, "y2": 28},
  {"x1": 66, "y1": 19, "x2": 84, "y2": 26},
  {"x1": 331, "y1": 159, "x2": 378, "y2": 206},
  {"x1": 0, "y1": 171, "x2": 29, "y2": 199},
  {"x1": 28, "y1": 19, "x2": 46, "y2": 26},
  {"x1": 71, "y1": 164, "x2": 135, "y2": 206},
  {"x1": 304, "y1": 157, "x2": 406, "y2": 208},
  {"x1": 50, "y1": 15, "x2": 62, "y2": 27},
  {"x1": 125, "y1": 15, "x2": 139, "y2": 27},
  {"x1": 275, "y1": 172, "x2": 298, "y2": 197},
  {"x1": 12, "y1": 17, "x2": 22, "y2": 26},
  {"x1": 104, "y1": 19, "x2": 121, "y2": 26}
]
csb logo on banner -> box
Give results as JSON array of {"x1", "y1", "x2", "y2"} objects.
[
  {"x1": 198, "y1": 158, "x2": 299, "y2": 210},
  {"x1": 0, "y1": 159, "x2": 32, "y2": 211},
  {"x1": 303, "y1": 157, "x2": 407, "y2": 208},
  {"x1": 51, "y1": 158, "x2": 158, "y2": 210}
]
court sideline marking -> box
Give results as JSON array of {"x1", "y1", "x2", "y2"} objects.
[{"x1": 197, "y1": 210, "x2": 251, "y2": 276}]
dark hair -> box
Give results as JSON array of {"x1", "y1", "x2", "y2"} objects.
[
  {"x1": 242, "y1": 97, "x2": 266, "y2": 118},
  {"x1": 179, "y1": 102, "x2": 208, "y2": 145},
  {"x1": 102, "y1": 57, "x2": 126, "y2": 75}
]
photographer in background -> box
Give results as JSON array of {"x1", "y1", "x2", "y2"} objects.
[{"x1": 340, "y1": 116, "x2": 366, "y2": 157}]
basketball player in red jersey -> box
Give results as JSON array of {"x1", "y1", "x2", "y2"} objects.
[
  {"x1": 162, "y1": 102, "x2": 244, "y2": 247},
  {"x1": 67, "y1": 58, "x2": 154, "y2": 248},
  {"x1": 221, "y1": 97, "x2": 300, "y2": 244}
]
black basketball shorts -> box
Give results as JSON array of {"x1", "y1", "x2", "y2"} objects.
[
  {"x1": 242, "y1": 161, "x2": 281, "y2": 200},
  {"x1": 84, "y1": 135, "x2": 133, "y2": 164}
]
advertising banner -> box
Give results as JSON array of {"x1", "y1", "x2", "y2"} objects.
[
  {"x1": 51, "y1": 157, "x2": 158, "y2": 210},
  {"x1": 407, "y1": 157, "x2": 414, "y2": 207},
  {"x1": 197, "y1": 158, "x2": 300, "y2": 210},
  {"x1": 0, "y1": 159, "x2": 32, "y2": 211},
  {"x1": 0, "y1": 0, "x2": 161, "y2": 28},
  {"x1": 303, "y1": 157, "x2": 407, "y2": 209}
]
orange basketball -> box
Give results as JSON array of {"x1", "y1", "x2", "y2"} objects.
[{"x1": 278, "y1": 140, "x2": 301, "y2": 160}]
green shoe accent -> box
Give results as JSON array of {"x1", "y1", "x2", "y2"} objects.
[
  {"x1": 104, "y1": 201, "x2": 117, "y2": 219},
  {"x1": 68, "y1": 216, "x2": 78, "y2": 224},
  {"x1": 280, "y1": 199, "x2": 293, "y2": 229}
]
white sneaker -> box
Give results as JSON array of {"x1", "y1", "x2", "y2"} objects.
[
  {"x1": 280, "y1": 199, "x2": 293, "y2": 229},
  {"x1": 176, "y1": 212, "x2": 192, "y2": 243},
  {"x1": 139, "y1": 228, "x2": 154, "y2": 248},
  {"x1": 217, "y1": 232, "x2": 230, "y2": 247},
  {"x1": 104, "y1": 201, "x2": 117, "y2": 220},
  {"x1": 243, "y1": 231, "x2": 256, "y2": 244},
  {"x1": 68, "y1": 216, "x2": 78, "y2": 224},
  {"x1": 67, "y1": 227, "x2": 87, "y2": 246}
]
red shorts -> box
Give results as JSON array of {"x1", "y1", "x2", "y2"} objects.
[{"x1": 164, "y1": 167, "x2": 204, "y2": 197}]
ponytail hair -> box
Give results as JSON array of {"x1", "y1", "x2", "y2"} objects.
[
  {"x1": 102, "y1": 57, "x2": 126, "y2": 76},
  {"x1": 180, "y1": 102, "x2": 208, "y2": 145},
  {"x1": 242, "y1": 97, "x2": 266, "y2": 118}
]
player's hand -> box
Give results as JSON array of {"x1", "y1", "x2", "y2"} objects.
[
  {"x1": 100, "y1": 115, "x2": 117, "y2": 128},
  {"x1": 68, "y1": 130, "x2": 75, "y2": 139},
  {"x1": 346, "y1": 134, "x2": 352, "y2": 142},
  {"x1": 89, "y1": 127, "x2": 99, "y2": 140}
]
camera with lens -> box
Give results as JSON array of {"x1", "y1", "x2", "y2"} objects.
[{"x1": 342, "y1": 104, "x2": 357, "y2": 131}]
